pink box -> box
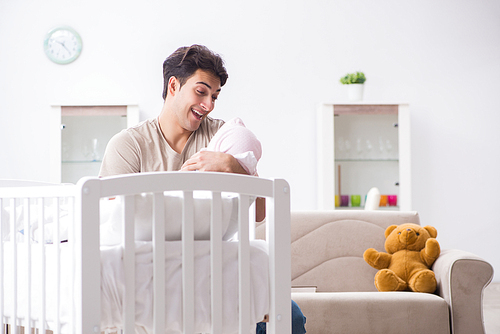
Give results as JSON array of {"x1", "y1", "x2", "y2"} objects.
[{"x1": 388, "y1": 195, "x2": 398, "y2": 206}]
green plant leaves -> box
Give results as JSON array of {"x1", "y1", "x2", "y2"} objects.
[{"x1": 340, "y1": 71, "x2": 366, "y2": 84}]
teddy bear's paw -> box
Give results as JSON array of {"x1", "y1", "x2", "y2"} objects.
[
  {"x1": 363, "y1": 248, "x2": 377, "y2": 263},
  {"x1": 424, "y1": 238, "x2": 441, "y2": 259},
  {"x1": 409, "y1": 269, "x2": 437, "y2": 293},
  {"x1": 363, "y1": 248, "x2": 381, "y2": 268},
  {"x1": 364, "y1": 248, "x2": 392, "y2": 269},
  {"x1": 375, "y1": 269, "x2": 407, "y2": 292}
]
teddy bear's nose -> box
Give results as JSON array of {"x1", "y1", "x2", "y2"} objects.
[{"x1": 407, "y1": 229, "x2": 411, "y2": 231}]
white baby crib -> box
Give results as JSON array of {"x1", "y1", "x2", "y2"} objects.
[{"x1": 0, "y1": 172, "x2": 291, "y2": 334}]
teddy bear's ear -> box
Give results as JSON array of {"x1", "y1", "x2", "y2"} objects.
[
  {"x1": 423, "y1": 225, "x2": 438, "y2": 238},
  {"x1": 385, "y1": 225, "x2": 398, "y2": 238}
]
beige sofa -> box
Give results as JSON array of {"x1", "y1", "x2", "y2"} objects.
[{"x1": 256, "y1": 210, "x2": 494, "y2": 334}]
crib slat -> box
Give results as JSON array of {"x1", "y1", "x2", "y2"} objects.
[
  {"x1": 249, "y1": 198, "x2": 256, "y2": 241},
  {"x1": 23, "y1": 199, "x2": 31, "y2": 333},
  {"x1": 238, "y1": 194, "x2": 251, "y2": 334},
  {"x1": 210, "y1": 192, "x2": 223, "y2": 334},
  {"x1": 10, "y1": 199, "x2": 17, "y2": 334},
  {"x1": 122, "y1": 195, "x2": 135, "y2": 334},
  {"x1": 76, "y1": 178, "x2": 102, "y2": 334},
  {"x1": 0, "y1": 199, "x2": 4, "y2": 334},
  {"x1": 182, "y1": 191, "x2": 194, "y2": 334},
  {"x1": 68, "y1": 196, "x2": 76, "y2": 334},
  {"x1": 268, "y1": 179, "x2": 291, "y2": 334},
  {"x1": 40, "y1": 198, "x2": 46, "y2": 334},
  {"x1": 152, "y1": 192, "x2": 165, "y2": 334},
  {"x1": 54, "y1": 198, "x2": 61, "y2": 334}
]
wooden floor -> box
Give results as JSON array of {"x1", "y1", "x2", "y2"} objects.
[{"x1": 484, "y1": 282, "x2": 500, "y2": 334}]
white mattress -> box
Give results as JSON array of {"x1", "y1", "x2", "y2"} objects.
[{"x1": 2, "y1": 240, "x2": 270, "y2": 334}]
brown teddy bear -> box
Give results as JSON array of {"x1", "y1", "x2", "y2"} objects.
[{"x1": 363, "y1": 223, "x2": 440, "y2": 293}]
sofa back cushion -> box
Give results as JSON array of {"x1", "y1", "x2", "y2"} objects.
[{"x1": 257, "y1": 210, "x2": 421, "y2": 292}]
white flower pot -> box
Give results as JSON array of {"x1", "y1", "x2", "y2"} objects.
[{"x1": 348, "y1": 84, "x2": 364, "y2": 101}]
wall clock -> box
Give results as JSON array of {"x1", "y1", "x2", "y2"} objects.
[{"x1": 43, "y1": 26, "x2": 83, "y2": 64}]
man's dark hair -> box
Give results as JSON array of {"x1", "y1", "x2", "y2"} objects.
[{"x1": 162, "y1": 44, "x2": 228, "y2": 99}]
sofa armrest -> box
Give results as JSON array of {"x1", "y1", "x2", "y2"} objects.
[{"x1": 433, "y1": 249, "x2": 494, "y2": 334}]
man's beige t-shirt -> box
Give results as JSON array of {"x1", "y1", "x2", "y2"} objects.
[{"x1": 99, "y1": 117, "x2": 224, "y2": 177}]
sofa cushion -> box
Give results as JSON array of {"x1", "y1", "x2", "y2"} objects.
[
  {"x1": 291, "y1": 291, "x2": 450, "y2": 334},
  {"x1": 289, "y1": 211, "x2": 421, "y2": 292}
]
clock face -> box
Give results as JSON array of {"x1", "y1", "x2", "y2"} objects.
[{"x1": 43, "y1": 26, "x2": 82, "y2": 64}]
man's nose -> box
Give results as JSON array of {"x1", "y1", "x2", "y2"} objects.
[{"x1": 200, "y1": 99, "x2": 213, "y2": 111}]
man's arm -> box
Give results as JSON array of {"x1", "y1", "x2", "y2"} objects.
[
  {"x1": 180, "y1": 150, "x2": 246, "y2": 173},
  {"x1": 181, "y1": 151, "x2": 266, "y2": 222},
  {"x1": 254, "y1": 197, "x2": 266, "y2": 223},
  {"x1": 99, "y1": 131, "x2": 141, "y2": 177}
]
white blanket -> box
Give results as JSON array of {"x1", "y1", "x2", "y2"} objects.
[{"x1": 2, "y1": 240, "x2": 270, "y2": 334}]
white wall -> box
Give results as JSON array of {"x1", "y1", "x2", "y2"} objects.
[{"x1": 1, "y1": 0, "x2": 499, "y2": 280}]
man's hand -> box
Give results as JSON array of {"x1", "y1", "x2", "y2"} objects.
[
  {"x1": 181, "y1": 150, "x2": 266, "y2": 222},
  {"x1": 181, "y1": 151, "x2": 247, "y2": 174}
]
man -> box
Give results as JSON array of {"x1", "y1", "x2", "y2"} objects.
[
  {"x1": 99, "y1": 44, "x2": 268, "y2": 219},
  {"x1": 100, "y1": 44, "x2": 237, "y2": 176},
  {"x1": 99, "y1": 44, "x2": 305, "y2": 333}
]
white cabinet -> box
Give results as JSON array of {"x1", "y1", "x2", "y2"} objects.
[
  {"x1": 317, "y1": 103, "x2": 411, "y2": 210},
  {"x1": 49, "y1": 104, "x2": 139, "y2": 184}
]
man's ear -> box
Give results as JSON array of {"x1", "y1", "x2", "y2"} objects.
[{"x1": 168, "y1": 76, "x2": 179, "y2": 96}]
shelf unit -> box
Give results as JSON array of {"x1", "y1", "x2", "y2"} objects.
[
  {"x1": 49, "y1": 104, "x2": 139, "y2": 184},
  {"x1": 317, "y1": 102, "x2": 411, "y2": 210}
]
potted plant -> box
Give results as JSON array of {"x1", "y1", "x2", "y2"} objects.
[{"x1": 340, "y1": 71, "x2": 366, "y2": 101}]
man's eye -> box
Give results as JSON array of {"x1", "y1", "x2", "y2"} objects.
[{"x1": 196, "y1": 90, "x2": 205, "y2": 95}]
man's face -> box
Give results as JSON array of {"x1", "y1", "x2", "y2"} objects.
[{"x1": 171, "y1": 69, "x2": 221, "y2": 132}]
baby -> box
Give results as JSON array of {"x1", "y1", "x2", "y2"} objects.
[{"x1": 203, "y1": 117, "x2": 262, "y2": 176}]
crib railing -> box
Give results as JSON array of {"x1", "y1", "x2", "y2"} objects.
[
  {"x1": 0, "y1": 181, "x2": 75, "y2": 334},
  {"x1": 1, "y1": 172, "x2": 291, "y2": 334}
]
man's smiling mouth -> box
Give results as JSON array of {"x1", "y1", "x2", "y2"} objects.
[{"x1": 192, "y1": 108, "x2": 204, "y2": 120}]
